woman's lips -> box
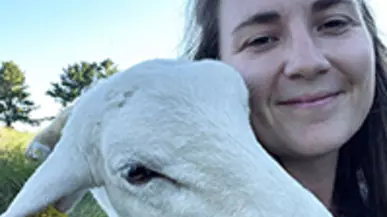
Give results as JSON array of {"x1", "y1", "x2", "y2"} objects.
[{"x1": 277, "y1": 91, "x2": 342, "y2": 109}]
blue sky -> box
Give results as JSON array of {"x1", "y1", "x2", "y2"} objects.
[
  {"x1": 0, "y1": 0, "x2": 186, "y2": 131},
  {"x1": 0, "y1": 0, "x2": 386, "y2": 132}
]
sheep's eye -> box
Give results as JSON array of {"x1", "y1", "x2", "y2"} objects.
[{"x1": 125, "y1": 164, "x2": 159, "y2": 185}]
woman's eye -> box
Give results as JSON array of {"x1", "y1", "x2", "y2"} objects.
[
  {"x1": 125, "y1": 164, "x2": 160, "y2": 185},
  {"x1": 246, "y1": 36, "x2": 277, "y2": 47},
  {"x1": 240, "y1": 36, "x2": 278, "y2": 51},
  {"x1": 318, "y1": 18, "x2": 351, "y2": 33}
]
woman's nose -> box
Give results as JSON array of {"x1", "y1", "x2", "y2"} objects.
[{"x1": 283, "y1": 31, "x2": 331, "y2": 80}]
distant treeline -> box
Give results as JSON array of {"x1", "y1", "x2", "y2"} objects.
[{"x1": 0, "y1": 58, "x2": 119, "y2": 128}]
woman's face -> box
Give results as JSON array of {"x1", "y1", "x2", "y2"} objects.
[{"x1": 218, "y1": 0, "x2": 375, "y2": 159}]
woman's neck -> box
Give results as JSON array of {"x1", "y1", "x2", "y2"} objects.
[{"x1": 280, "y1": 151, "x2": 339, "y2": 208}]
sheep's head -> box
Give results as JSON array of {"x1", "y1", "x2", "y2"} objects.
[{"x1": 1, "y1": 59, "x2": 332, "y2": 217}]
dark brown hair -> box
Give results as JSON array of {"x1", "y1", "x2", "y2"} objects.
[{"x1": 182, "y1": 0, "x2": 387, "y2": 216}]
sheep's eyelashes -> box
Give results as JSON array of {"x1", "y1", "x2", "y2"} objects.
[{"x1": 125, "y1": 164, "x2": 161, "y2": 185}]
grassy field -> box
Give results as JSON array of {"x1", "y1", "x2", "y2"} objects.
[{"x1": 0, "y1": 127, "x2": 107, "y2": 217}]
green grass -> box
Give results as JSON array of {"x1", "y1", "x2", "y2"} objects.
[{"x1": 0, "y1": 127, "x2": 107, "y2": 217}]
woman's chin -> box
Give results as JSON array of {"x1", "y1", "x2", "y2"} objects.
[{"x1": 283, "y1": 126, "x2": 354, "y2": 159}]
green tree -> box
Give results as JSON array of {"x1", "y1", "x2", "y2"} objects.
[
  {"x1": 46, "y1": 58, "x2": 119, "y2": 107},
  {"x1": 0, "y1": 61, "x2": 41, "y2": 128},
  {"x1": 98, "y1": 58, "x2": 119, "y2": 78}
]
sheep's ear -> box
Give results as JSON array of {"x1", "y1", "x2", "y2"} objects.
[{"x1": 1, "y1": 136, "x2": 94, "y2": 217}]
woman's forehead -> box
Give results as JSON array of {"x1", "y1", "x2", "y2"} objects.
[
  {"x1": 218, "y1": 0, "x2": 360, "y2": 32},
  {"x1": 218, "y1": 0, "x2": 359, "y2": 19}
]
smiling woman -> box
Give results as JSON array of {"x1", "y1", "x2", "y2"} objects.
[
  {"x1": 218, "y1": 0, "x2": 374, "y2": 164},
  {"x1": 183, "y1": 0, "x2": 387, "y2": 216}
]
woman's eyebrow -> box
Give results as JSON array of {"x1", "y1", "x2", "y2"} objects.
[
  {"x1": 232, "y1": 11, "x2": 279, "y2": 35},
  {"x1": 312, "y1": 0, "x2": 356, "y2": 13}
]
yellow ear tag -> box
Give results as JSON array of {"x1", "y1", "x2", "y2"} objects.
[{"x1": 30, "y1": 205, "x2": 68, "y2": 217}]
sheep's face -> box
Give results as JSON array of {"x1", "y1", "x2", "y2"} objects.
[
  {"x1": 2, "y1": 59, "x2": 331, "y2": 217},
  {"x1": 98, "y1": 60, "x2": 259, "y2": 216},
  {"x1": 92, "y1": 60, "x2": 329, "y2": 217}
]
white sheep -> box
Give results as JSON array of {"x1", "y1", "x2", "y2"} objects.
[{"x1": 1, "y1": 59, "x2": 333, "y2": 217}]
